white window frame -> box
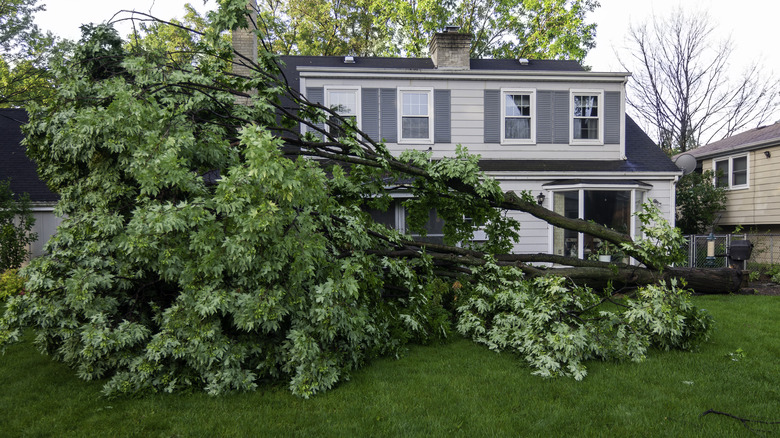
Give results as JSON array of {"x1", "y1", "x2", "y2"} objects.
[
  {"x1": 324, "y1": 86, "x2": 361, "y2": 133},
  {"x1": 500, "y1": 88, "x2": 536, "y2": 145},
  {"x1": 398, "y1": 87, "x2": 434, "y2": 144},
  {"x1": 547, "y1": 184, "x2": 650, "y2": 263},
  {"x1": 570, "y1": 90, "x2": 604, "y2": 145},
  {"x1": 713, "y1": 154, "x2": 749, "y2": 190}
]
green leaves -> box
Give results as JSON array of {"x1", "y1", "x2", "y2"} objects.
[{"x1": 457, "y1": 262, "x2": 712, "y2": 380}]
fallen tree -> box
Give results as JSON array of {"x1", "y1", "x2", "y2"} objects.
[{"x1": 0, "y1": 2, "x2": 721, "y2": 398}]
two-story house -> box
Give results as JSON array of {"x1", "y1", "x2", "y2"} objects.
[
  {"x1": 274, "y1": 29, "x2": 681, "y2": 259},
  {"x1": 676, "y1": 121, "x2": 780, "y2": 233}
]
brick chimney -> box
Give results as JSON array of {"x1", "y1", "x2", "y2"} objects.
[
  {"x1": 429, "y1": 26, "x2": 472, "y2": 70},
  {"x1": 232, "y1": 1, "x2": 257, "y2": 103}
]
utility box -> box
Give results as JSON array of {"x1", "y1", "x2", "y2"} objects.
[{"x1": 728, "y1": 240, "x2": 754, "y2": 270}]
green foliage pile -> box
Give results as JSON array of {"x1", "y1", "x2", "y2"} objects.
[
  {"x1": 0, "y1": 180, "x2": 37, "y2": 271},
  {"x1": 0, "y1": 1, "x2": 713, "y2": 398},
  {"x1": 457, "y1": 263, "x2": 712, "y2": 380}
]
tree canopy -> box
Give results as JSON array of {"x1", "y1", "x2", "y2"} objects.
[
  {"x1": 257, "y1": 0, "x2": 598, "y2": 61},
  {"x1": 0, "y1": 0, "x2": 60, "y2": 107},
  {"x1": 0, "y1": 1, "x2": 713, "y2": 398}
]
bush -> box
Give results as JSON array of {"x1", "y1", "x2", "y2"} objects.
[
  {"x1": 0, "y1": 269, "x2": 25, "y2": 301},
  {"x1": 0, "y1": 180, "x2": 37, "y2": 271}
]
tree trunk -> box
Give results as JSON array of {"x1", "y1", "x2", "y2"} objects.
[{"x1": 519, "y1": 264, "x2": 743, "y2": 294}]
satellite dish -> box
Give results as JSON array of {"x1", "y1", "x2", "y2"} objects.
[{"x1": 674, "y1": 153, "x2": 697, "y2": 175}]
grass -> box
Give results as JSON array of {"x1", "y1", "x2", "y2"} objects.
[{"x1": 1, "y1": 295, "x2": 778, "y2": 437}]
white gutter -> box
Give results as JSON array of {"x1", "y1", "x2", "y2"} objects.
[{"x1": 298, "y1": 68, "x2": 631, "y2": 83}]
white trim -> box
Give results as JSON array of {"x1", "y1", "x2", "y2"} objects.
[
  {"x1": 324, "y1": 85, "x2": 361, "y2": 132},
  {"x1": 500, "y1": 88, "x2": 536, "y2": 145},
  {"x1": 397, "y1": 87, "x2": 434, "y2": 145},
  {"x1": 713, "y1": 153, "x2": 749, "y2": 190},
  {"x1": 570, "y1": 90, "x2": 604, "y2": 145},
  {"x1": 298, "y1": 68, "x2": 631, "y2": 83}
]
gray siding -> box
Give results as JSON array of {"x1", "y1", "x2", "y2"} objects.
[{"x1": 484, "y1": 89, "x2": 500, "y2": 143}]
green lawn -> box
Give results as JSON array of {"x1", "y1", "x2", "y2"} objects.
[{"x1": 1, "y1": 295, "x2": 778, "y2": 437}]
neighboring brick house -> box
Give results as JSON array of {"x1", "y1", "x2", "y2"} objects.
[
  {"x1": 276, "y1": 29, "x2": 681, "y2": 260},
  {"x1": 0, "y1": 108, "x2": 61, "y2": 258},
  {"x1": 676, "y1": 121, "x2": 780, "y2": 233}
]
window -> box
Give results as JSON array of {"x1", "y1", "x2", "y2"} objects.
[
  {"x1": 366, "y1": 199, "x2": 445, "y2": 244},
  {"x1": 551, "y1": 186, "x2": 646, "y2": 261},
  {"x1": 398, "y1": 88, "x2": 433, "y2": 144},
  {"x1": 501, "y1": 89, "x2": 535, "y2": 144},
  {"x1": 714, "y1": 155, "x2": 748, "y2": 189},
  {"x1": 571, "y1": 91, "x2": 603, "y2": 144},
  {"x1": 325, "y1": 87, "x2": 360, "y2": 137}
]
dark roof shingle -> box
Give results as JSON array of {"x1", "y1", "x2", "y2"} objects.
[
  {"x1": 680, "y1": 121, "x2": 780, "y2": 160},
  {"x1": 0, "y1": 109, "x2": 58, "y2": 203}
]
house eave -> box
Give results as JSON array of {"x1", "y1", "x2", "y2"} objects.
[{"x1": 297, "y1": 67, "x2": 631, "y2": 83}]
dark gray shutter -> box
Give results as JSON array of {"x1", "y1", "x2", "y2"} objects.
[
  {"x1": 306, "y1": 87, "x2": 325, "y2": 139},
  {"x1": 484, "y1": 89, "x2": 500, "y2": 143},
  {"x1": 604, "y1": 91, "x2": 620, "y2": 144},
  {"x1": 552, "y1": 91, "x2": 569, "y2": 144},
  {"x1": 434, "y1": 89, "x2": 451, "y2": 143},
  {"x1": 380, "y1": 88, "x2": 397, "y2": 143},
  {"x1": 362, "y1": 88, "x2": 380, "y2": 141},
  {"x1": 536, "y1": 90, "x2": 553, "y2": 144}
]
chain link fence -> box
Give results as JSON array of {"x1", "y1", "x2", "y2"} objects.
[{"x1": 682, "y1": 234, "x2": 780, "y2": 268}]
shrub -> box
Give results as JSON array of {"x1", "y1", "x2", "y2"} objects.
[{"x1": 0, "y1": 269, "x2": 25, "y2": 301}]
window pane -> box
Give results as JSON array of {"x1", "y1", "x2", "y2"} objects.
[
  {"x1": 573, "y1": 118, "x2": 598, "y2": 139},
  {"x1": 329, "y1": 115, "x2": 356, "y2": 138},
  {"x1": 715, "y1": 160, "x2": 729, "y2": 188},
  {"x1": 329, "y1": 91, "x2": 356, "y2": 115},
  {"x1": 505, "y1": 94, "x2": 530, "y2": 116},
  {"x1": 402, "y1": 92, "x2": 428, "y2": 116},
  {"x1": 553, "y1": 191, "x2": 580, "y2": 258},
  {"x1": 402, "y1": 117, "x2": 429, "y2": 138},
  {"x1": 505, "y1": 118, "x2": 531, "y2": 139},
  {"x1": 732, "y1": 157, "x2": 747, "y2": 186},
  {"x1": 584, "y1": 190, "x2": 631, "y2": 258},
  {"x1": 574, "y1": 95, "x2": 598, "y2": 117}
]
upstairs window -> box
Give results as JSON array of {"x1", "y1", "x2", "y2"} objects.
[
  {"x1": 398, "y1": 88, "x2": 433, "y2": 144},
  {"x1": 501, "y1": 89, "x2": 535, "y2": 144},
  {"x1": 325, "y1": 87, "x2": 360, "y2": 137},
  {"x1": 714, "y1": 155, "x2": 748, "y2": 189},
  {"x1": 571, "y1": 91, "x2": 602, "y2": 144}
]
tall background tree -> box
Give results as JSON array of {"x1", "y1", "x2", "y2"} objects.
[
  {"x1": 620, "y1": 8, "x2": 780, "y2": 153},
  {"x1": 257, "y1": 0, "x2": 598, "y2": 61},
  {"x1": 0, "y1": 0, "x2": 60, "y2": 107}
]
